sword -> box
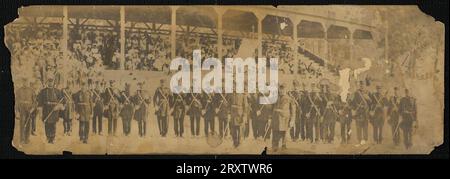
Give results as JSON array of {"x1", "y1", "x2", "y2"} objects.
[{"x1": 263, "y1": 121, "x2": 271, "y2": 142}]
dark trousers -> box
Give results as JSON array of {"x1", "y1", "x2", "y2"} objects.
[
  {"x1": 173, "y1": 116, "x2": 184, "y2": 137},
  {"x1": 372, "y1": 122, "x2": 384, "y2": 144},
  {"x1": 243, "y1": 121, "x2": 250, "y2": 138},
  {"x1": 137, "y1": 120, "x2": 146, "y2": 137},
  {"x1": 340, "y1": 121, "x2": 352, "y2": 144},
  {"x1": 107, "y1": 104, "x2": 118, "y2": 135},
  {"x1": 157, "y1": 116, "x2": 168, "y2": 137},
  {"x1": 44, "y1": 122, "x2": 56, "y2": 143},
  {"x1": 356, "y1": 120, "x2": 368, "y2": 142},
  {"x1": 299, "y1": 117, "x2": 306, "y2": 140},
  {"x1": 305, "y1": 119, "x2": 314, "y2": 142},
  {"x1": 204, "y1": 117, "x2": 215, "y2": 136},
  {"x1": 31, "y1": 111, "x2": 36, "y2": 134},
  {"x1": 319, "y1": 121, "x2": 325, "y2": 141},
  {"x1": 218, "y1": 117, "x2": 228, "y2": 138},
  {"x1": 230, "y1": 124, "x2": 242, "y2": 147},
  {"x1": 122, "y1": 118, "x2": 131, "y2": 136},
  {"x1": 251, "y1": 117, "x2": 258, "y2": 139},
  {"x1": 79, "y1": 121, "x2": 90, "y2": 142},
  {"x1": 272, "y1": 130, "x2": 286, "y2": 150},
  {"x1": 92, "y1": 109, "x2": 103, "y2": 134},
  {"x1": 306, "y1": 117, "x2": 320, "y2": 142},
  {"x1": 19, "y1": 112, "x2": 31, "y2": 144},
  {"x1": 108, "y1": 117, "x2": 117, "y2": 135},
  {"x1": 323, "y1": 121, "x2": 336, "y2": 143},
  {"x1": 289, "y1": 120, "x2": 301, "y2": 141},
  {"x1": 63, "y1": 118, "x2": 72, "y2": 134},
  {"x1": 402, "y1": 127, "x2": 413, "y2": 149},
  {"x1": 390, "y1": 119, "x2": 400, "y2": 145},
  {"x1": 190, "y1": 115, "x2": 200, "y2": 136}
]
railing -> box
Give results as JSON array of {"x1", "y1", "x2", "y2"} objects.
[
  {"x1": 297, "y1": 46, "x2": 341, "y2": 77},
  {"x1": 297, "y1": 46, "x2": 325, "y2": 66}
]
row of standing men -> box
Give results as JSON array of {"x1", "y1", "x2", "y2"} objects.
[{"x1": 15, "y1": 78, "x2": 417, "y2": 150}]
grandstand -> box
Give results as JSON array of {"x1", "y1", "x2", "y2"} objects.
[{"x1": 6, "y1": 5, "x2": 382, "y2": 92}]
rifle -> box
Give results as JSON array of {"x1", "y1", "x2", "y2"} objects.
[
  {"x1": 187, "y1": 93, "x2": 202, "y2": 108},
  {"x1": 154, "y1": 88, "x2": 170, "y2": 116},
  {"x1": 306, "y1": 93, "x2": 321, "y2": 119},
  {"x1": 43, "y1": 97, "x2": 65, "y2": 123},
  {"x1": 23, "y1": 100, "x2": 38, "y2": 129},
  {"x1": 353, "y1": 90, "x2": 370, "y2": 114},
  {"x1": 216, "y1": 93, "x2": 229, "y2": 112},
  {"x1": 263, "y1": 121, "x2": 271, "y2": 142},
  {"x1": 106, "y1": 87, "x2": 119, "y2": 105},
  {"x1": 256, "y1": 95, "x2": 271, "y2": 117},
  {"x1": 369, "y1": 90, "x2": 389, "y2": 117},
  {"x1": 137, "y1": 90, "x2": 149, "y2": 108},
  {"x1": 287, "y1": 90, "x2": 300, "y2": 107}
]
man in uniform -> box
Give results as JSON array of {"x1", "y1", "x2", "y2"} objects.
[
  {"x1": 74, "y1": 82, "x2": 93, "y2": 143},
  {"x1": 153, "y1": 79, "x2": 171, "y2": 137},
  {"x1": 399, "y1": 89, "x2": 417, "y2": 149},
  {"x1": 271, "y1": 83, "x2": 296, "y2": 151},
  {"x1": 298, "y1": 83, "x2": 309, "y2": 141},
  {"x1": 203, "y1": 91, "x2": 216, "y2": 137},
  {"x1": 318, "y1": 84, "x2": 328, "y2": 142},
  {"x1": 104, "y1": 80, "x2": 121, "y2": 136},
  {"x1": 304, "y1": 83, "x2": 322, "y2": 143},
  {"x1": 30, "y1": 80, "x2": 41, "y2": 136},
  {"x1": 119, "y1": 83, "x2": 134, "y2": 136},
  {"x1": 229, "y1": 86, "x2": 248, "y2": 148},
  {"x1": 91, "y1": 81, "x2": 105, "y2": 135},
  {"x1": 288, "y1": 80, "x2": 302, "y2": 142},
  {"x1": 134, "y1": 82, "x2": 151, "y2": 137},
  {"x1": 369, "y1": 85, "x2": 388, "y2": 144},
  {"x1": 388, "y1": 87, "x2": 401, "y2": 145},
  {"x1": 215, "y1": 92, "x2": 230, "y2": 138},
  {"x1": 351, "y1": 81, "x2": 371, "y2": 145},
  {"x1": 16, "y1": 78, "x2": 36, "y2": 144},
  {"x1": 171, "y1": 92, "x2": 186, "y2": 137},
  {"x1": 339, "y1": 96, "x2": 353, "y2": 144},
  {"x1": 322, "y1": 101, "x2": 338, "y2": 143},
  {"x1": 259, "y1": 91, "x2": 274, "y2": 141},
  {"x1": 248, "y1": 92, "x2": 260, "y2": 139},
  {"x1": 37, "y1": 78, "x2": 63, "y2": 144},
  {"x1": 186, "y1": 90, "x2": 202, "y2": 137},
  {"x1": 61, "y1": 81, "x2": 75, "y2": 136}
]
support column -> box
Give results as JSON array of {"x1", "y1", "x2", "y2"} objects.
[
  {"x1": 385, "y1": 21, "x2": 391, "y2": 76},
  {"x1": 324, "y1": 23, "x2": 330, "y2": 66},
  {"x1": 215, "y1": 8, "x2": 225, "y2": 59},
  {"x1": 62, "y1": 6, "x2": 68, "y2": 60},
  {"x1": 171, "y1": 6, "x2": 178, "y2": 59},
  {"x1": 119, "y1": 6, "x2": 125, "y2": 70},
  {"x1": 254, "y1": 13, "x2": 266, "y2": 58},
  {"x1": 349, "y1": 28, "x2": 354, "y2": 63},
  {"x1": 291, "y1": 17, "x2": 301, "y2": 61}
]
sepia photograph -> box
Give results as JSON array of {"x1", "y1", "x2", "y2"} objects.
[{"x1": 3, "y1": 4, "x2": 445, "y2": 156}]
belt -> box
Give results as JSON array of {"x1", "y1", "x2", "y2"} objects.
[
  {"x1": 77, "y1": 102, "x2": 90, "y2": 105},
  {"x1": 274, "y1": 109, "x2": 283, "y2": 112},
  {"x1": 46, "y1": 102, "x2": 58, "y2": 105},
  {"x1": 18, "y1": 101, "x2": 33, "y2": 104}
]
